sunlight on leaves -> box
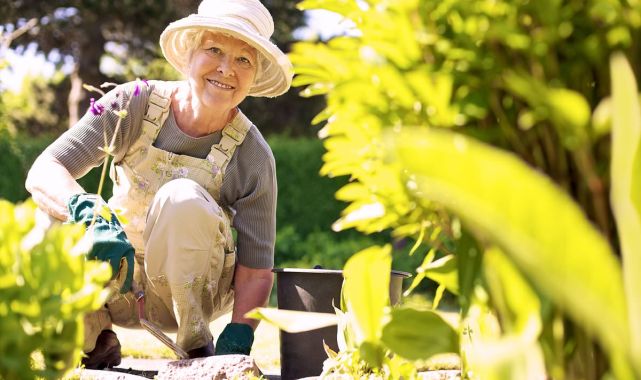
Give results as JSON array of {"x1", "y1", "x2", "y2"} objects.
[
  {"x1": 381, "y1": 307, "x2": 459, "y2": 360},
  {"x1": 387, "y1": 127, "x2": 629, "y2": 358},
  {"x1": 610, "y1": 52, "x2": 641, "y2": 364},
  {"x1": 483, "y1": 247, "x2": 541, "y2": 337},
  {"x1": 342, "y1": 245, "x2": 391, "y2": 343},
  {"x1": 245, "y1": 308, "x2": 338, "y2": 333}
]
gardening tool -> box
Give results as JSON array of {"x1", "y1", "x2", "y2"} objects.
[{"x1": 132, "y1": 281, "x2": 189, "y2": 359}]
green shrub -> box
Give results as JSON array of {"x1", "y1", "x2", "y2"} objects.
[
  {"x1": 270, "y1": 135, "x2": 347, "y2": 236},
  {"x1": 0, "y1": 129, "x2": 29, "y2": 202},
  {"x1": 0, "y1": 131, "x2": 64, "y2": 202},
  {"x1": 0, "y1": 199, "x2": 109, "y2": 379}
]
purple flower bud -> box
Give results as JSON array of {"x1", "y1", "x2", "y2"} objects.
[
  {"x1": 89, "y1": 98, "x2": 105, "y2": 116},
  {"x1": 133, "y1": 78, "x2": 148, "y2": 97}
]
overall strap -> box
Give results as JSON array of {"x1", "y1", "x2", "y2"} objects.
[
  {"x1": 208, "y1": 110, "x2": 252, "y2": 175},
  {"x1": 141, "y1": 83, "x2": 173, "y2": 141}
]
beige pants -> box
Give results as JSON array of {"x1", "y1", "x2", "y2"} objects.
[{"x1": 84, "y1": 179, "x2": 236, "y2": 352}]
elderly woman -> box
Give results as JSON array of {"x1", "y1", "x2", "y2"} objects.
[{"x1": 25, "y1": 0, "x2": 292, "y2": 369}]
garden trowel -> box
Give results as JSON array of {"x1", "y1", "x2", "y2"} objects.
[{"x1": 132, "y1": 281, "x2": 189, "y2": 360}]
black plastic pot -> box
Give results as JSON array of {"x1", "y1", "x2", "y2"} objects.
[{"x1": 273, "y1": 267, "x2": 411, "y2": 380}]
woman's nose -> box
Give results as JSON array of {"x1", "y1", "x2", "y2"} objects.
[{"x1": 217, "y1": 57, "x2": 234, "y2": 77}]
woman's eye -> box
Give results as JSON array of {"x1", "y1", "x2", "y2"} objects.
[
  {"x1": 207, "y1": 47, "x2": 222, "y2": 54},
  {"x1": 237, "y1": 56, "x2": 252, "y2": 67}
]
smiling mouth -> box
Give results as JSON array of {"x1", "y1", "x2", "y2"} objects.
[{"x1": 207, "y1": 79, "x2": 234, "y2": 90}]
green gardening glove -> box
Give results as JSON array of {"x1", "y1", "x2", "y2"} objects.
[
  {"x1": 215, "y1": 323, "x2": 254, "y2": 356},
  {"x1": 67, "y1": 193, "x2": 134, "y2": 293}
]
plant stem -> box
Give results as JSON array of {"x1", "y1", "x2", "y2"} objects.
[
  {"x1": 489, "y1": 92, "x2": 531, "y2": 161},
  {"x1": 88, "y1": 85, "x2": 135, "y2": 228},
  {"x1": 572, "y1": 147, "x2": 610, "y2": 239}
]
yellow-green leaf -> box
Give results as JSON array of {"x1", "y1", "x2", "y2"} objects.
[
  {"x1": 342, "y1": 245, "x2": 391, "y2": 343},
  {"x1": 245, "y1": 308, "x2": 338, "y2": 333},
  {"x1": 387, "y1": 127, "x2": 629, "y2": 358},
  {"x1": 422, "y1": 254, "x2": 459, "y2": 295},
  {"x1": 381, "y1": 307, "x2": 459, "y2": 360},
  {"x1": 610, "y1": 52, "x2": 641, "y2": 365},
  {"x1": 483, "y1": 246, "x2": 541, "y2": 335}
]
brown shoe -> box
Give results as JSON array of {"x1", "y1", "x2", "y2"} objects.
[
  {"x1": 81, "y1": 329, "x2": 122, "y2": 369},
  {"x1": 187, "y1": 340, "x2": 215, "y2": 359}
]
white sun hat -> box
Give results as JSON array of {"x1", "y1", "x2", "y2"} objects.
[{"x1": 160, "y1": 0, "x2": 293, "y2": 98}]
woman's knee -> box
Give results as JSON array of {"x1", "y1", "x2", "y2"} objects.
[
  {"x1": 152, "y1": 179, "x2": 220, "y2": 219},
  {"x1": 144, "y1": 179, "x2": 225, "y2": 249}
]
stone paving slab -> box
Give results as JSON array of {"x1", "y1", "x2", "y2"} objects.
[
  {"x1": 76, "y1": 369, "x2": 150, "y2": 380},
  {"x1": 157, "y1": 354, "x2": 260, "y2": 379},
  {"x1": 75, "y1": 356, "x2": 281, "y2": 380}
]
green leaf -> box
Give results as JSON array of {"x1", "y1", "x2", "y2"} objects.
[
  {"x1": 432, "y1": 284, "x2": 446, "y2": 309},
  {"x1": 342, "y1": 245, "x2": 391, "y2": 343},
  {"x1": 404, "y1": 247, "x2": 436, "y2": 296},
  {"x1": 591, "y1": 97, "x2": 612, "y2": 139},
  {"x1": 422, "y1": 254, "x2": 459, "y2": 295},
  {"x1": 0, "y1": 199, "x2": 109, "y2": 379},
  {"x1": 483, "y1": 246, "x2": 541, "y2": 335},
  {"x1": 546, "y1": 88, "x2": 591, "y2": 145},
  {"x1": 465, "y1": 334, "x2": 547, "y2": 380},
  {"x1": 610, "y1": 52, "x2": 641, "y2": 365},
  {"x1": 504, "y1": 72, "x2": 590, "y2": 149},
  {"x1": 296, "y1": 0, "x2": 361, "y2": 16},
  {"x1": 387, "y1": 127, "x2": 629, "y2": 359},
  {"x1": 381, "y1": 307, "x2": 459, "y2": 360},
  {"x1": 244, "y1": 308, "x2": 338, "y2": 333},
  {"x1": 462, "y1": 290, "x2": 547, "y2": 380},
  {"x1": 456, "y1": 230, "x2": 482, "y2": 316},
  {"x1": 358, "y1": 340, "x2": 385, "y2": 369}
]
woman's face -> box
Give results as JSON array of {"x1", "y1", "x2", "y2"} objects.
[{"x1": 188, "y1": 31, "x2": 258, "y2": 112}]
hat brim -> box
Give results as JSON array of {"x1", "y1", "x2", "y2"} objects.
[{"x1": 160, "y1": 15, "x2": 293, "y2": 98}]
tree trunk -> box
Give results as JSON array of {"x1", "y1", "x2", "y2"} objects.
[
  {"x1": 67, "y1": 63, "x2": 83, "y2": 128},
  {"x1": 66, "y1": 16, "x2": 108, "y2": 128}
]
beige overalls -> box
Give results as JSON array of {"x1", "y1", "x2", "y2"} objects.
[{"x1": 84, "y1": 82, "x2": 251, "y2": 352}]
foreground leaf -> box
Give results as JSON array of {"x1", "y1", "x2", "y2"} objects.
[
  {"x1": 381, "y1": 308, "x2": 459, "y2": 360},
  {"x1": 483, "y1": 246, "x2": 541, "y2": 336},
  {"x1": 610, "y1": 52, "x2": 641, "y2": 365},
  {"x1": 342, "y1": 245, "x2": 391, "y2": 343},
  {"x1": 245, "y1": 308, "x2": 338, "y2": 333},
  {"x1": 386, "y1": 127, "x2": 629, "y2": 359}
]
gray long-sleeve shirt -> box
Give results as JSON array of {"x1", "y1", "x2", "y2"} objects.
[{"x1": 46, "y1": 80, "x2": 276, "y2": 268}]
